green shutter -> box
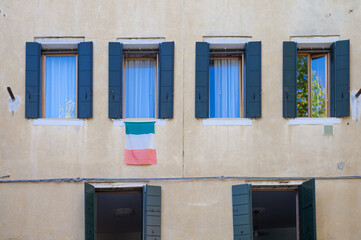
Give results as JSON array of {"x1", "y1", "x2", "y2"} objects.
[
  {"x1": 232, "y1": 184, "x2": 253, "y2": 240},
  {"x1": 84, "y1": 183, "x2": 95, "y2": 240},
  {"x1": 108, "y1": 42, "x2": 123, "y2": 119},
  {"x1": 283, "y1": 41, "x2": 297, "y2": 118},
  {"x1": 25, "y1": 42, "x2": 42, "y2": 118},
  {"x1": 78, "y1": 42, "x2": 93, "y2": 118},
  {"x1": 158, "y1": 41, "x2": 174, "y2": 119},
  {"x1": 245, "y1": 41, "x2": 262, "y2": 118},
  {"x1": 195, "y1": 42, "x2": 210, "y2": 118},
  {"x1": 299, "y1": 179, "x2": 317, "y2": 240},
  {"x1": 330, "y1": 40, "x2": 350, "y2": 117},
  {"x1": 143, "y1": 185, "x2": 161, "y2": 240}
]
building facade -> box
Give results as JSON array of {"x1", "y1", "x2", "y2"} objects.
[{"x1": 1, "y1": 0, "x2": 361, "y2": 239}]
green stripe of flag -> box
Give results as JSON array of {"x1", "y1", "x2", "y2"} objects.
[{"x1": 125, "y1": 121, "x2": 155, "y2": 135}]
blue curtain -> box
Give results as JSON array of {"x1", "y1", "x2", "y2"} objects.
[
  {"x1": 45, "y1": 56, "x2": 76, "y2": 118},
  {"x1": 209, "y1": 59, "x2": 240, "y2": 118},
  {"x1": 125, "y1": 59, "x2": 156, "y2": 118}
]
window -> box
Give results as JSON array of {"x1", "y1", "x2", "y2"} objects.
[
  {"x1": 209, "y1": 57, "x2": 242, "y2": 118},
  {"x1": 42, "y1": 54, "x2": 77, "y2": 118},
  {"x1": 25, "y1": 41, "x2": 93, "y2": 119},
  {"x1": 108, "y1": 41, "x2": 174, "y2": 119},
  {"x1": 195, "y1": 41, "x2": 261, "y2": 119},
  {"x1": 283, "y1": 40, "x2": 350, "y2": 118},
  {"x1": 232, "y1": 179, "x2": 316, "y2": 240},
  {"x1": 297, "y1": 53, "x2": 329, "y2": 117},
  {"x1": 85, "y1": 183, "x2": 161, "y2": 240},
  {"x1": 124, "y1": 57, "x2": 157, "y2": 118}
]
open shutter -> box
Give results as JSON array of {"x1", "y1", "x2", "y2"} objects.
[
  {"x1": 232, "y1": 184, "x2": 253, "y2": 240},
  {"x1": 245, "y1": 41, "x2": 262, "y2": 118},
  {"x1": 158, "y1": 41, "x2": 174, "y2": 119},
  {"x1": 283, "y1": 41, "x2": 297, "y2": 118},
  {"x1": 109, "y1": 42, "x2": 123, "y2": 119},
  {"x1": 25, "y1": 42, "x2": 41, "y2": 118},
  {"x1": 330, "y1": 40, "x2": 350, "y2": 117},
  {"x1": 78, "y1": 42, "x2": 93, "y2": 118},
  {"x1": 299, "y1": 179, "x2": 317, "y2": 240},
  {"x1": 195, "y1": 42, "x2": 209, "y2": 118},
  {"x1": 143, "y1": 185, "x2": 161, "y2": 240},
  {"x1": 84, "y1": 183, "x2": 95, "y2": 240}
]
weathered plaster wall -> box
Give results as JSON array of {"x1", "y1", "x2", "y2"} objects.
[
  {"x1": 0, "y1": 0, "x2": 360, "y2": 179},
  {"x1": 1, "y1": 0, "x2": 361, "y2": 239},
  {"x1": 0, "y1": 180, "x2": 360, "y2": 240},
  {"x1": 183, "y1": 0, "x2": 361, "y2": 177}
]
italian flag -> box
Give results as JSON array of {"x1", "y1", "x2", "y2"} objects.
[{"x1": 124, "y1": 121, "x2": 157, "y2": 165}]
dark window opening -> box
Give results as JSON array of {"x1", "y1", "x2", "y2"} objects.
[
  {"x1": 252, "y1": 190, "x2": 297, "y2": 240},
  {"x1": 96, "y1": 188, "x2": 143, "y2": 240}
]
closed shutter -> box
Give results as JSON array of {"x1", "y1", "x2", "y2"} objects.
[
  {"x1": 78, "y1": 42, "x2": 93, "y2": 118},
  {"x1": 283, "y1": 41, "x2": 297, "y2": 118},
  {"x1": 25, "y1": 42, "x2": 42, "y2": 118},
  {"x1": 330, "y1": 40, "x2": 350, "y2": 117},
  {"x1": 232, "y1": 184, "x2": 253, "y2": 240},
  {"x1": 158, "y1": 41, "x2": 174, "y2": 119},
  {"x1": 245, "y1": 41, "x2": 262, "y2": 118},
  {"x1": 143, "y1": 185, "x2": 161, "y2": 240},
  {"x1": 299, "y1": 179, "x2": 317, "y2": 240},
  {"x1": 84, "y1": 183, "x2": 95, "y2": 240},
  {"x1": 108, "y1": 42, "x2": 123, "y2": 119},
  {"x1": 195, "y1": 42, "x2": 210, "y2": 118}
]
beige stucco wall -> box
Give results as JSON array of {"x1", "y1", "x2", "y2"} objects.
[
  {"x1": 0, "y1": 0, "x2": 360, "y2": 179},
  {"x1": 1, "y1": 0, "x2": 361, "y2": 239},
  {"x1": 0, "y1": 180, "x2": 360, "y2": 240}
]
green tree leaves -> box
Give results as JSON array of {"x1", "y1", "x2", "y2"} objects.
[{"x1": 297, "y1": 55, "x2": 326, "y2": 118}]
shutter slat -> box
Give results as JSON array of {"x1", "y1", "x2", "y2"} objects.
[
  {"x1": 195, "y1": 42, "x2": 209, "y2": 118},
  {"x1": 108, "y1": 42, "x2": 123, "y2": 119},
  {"x1": 25, "y1": 42, "x2": 41, "y2": 118},
  {"x1": 245, "y1": 41, "x2": 262, "y2": 118},
  {"x1": 84, "y1": 183, "x2": 95, "y2": 240},
  {"x1": 143, "y1": 185, "x2": 161, "y2": 240},
  {"x1": 299, "y1": 179, "x2": 317, "y2": 240},
  {"x1": 232, "y1": 184, "x2": 253, "y2": 240},
  {"x1": 283, "y1": 41, "x2": 297, "y2": 118},
  {"x1": 158, "y1": 42, "x2": 174, "y2": 119},
  {"x1": 331, "y1": 40, "x2": 350, "y2": 117},
  {"x1": 78, "y1": 42, "x2": 93, "y2": 118}
]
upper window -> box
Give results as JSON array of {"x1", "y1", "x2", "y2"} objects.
[
  {"x1": 108, "y1": 41, "x2": 174, "y2": 119},
  {"x1": 195, "y1": 41, "x2": 261, "y2": 119},
  {"x1": 124, "y1": 57, "x2": 157, "y2": 118},
  {"x1": 42, "y1": 54, "x2": 77, "y2": 118},
  {"x1": 25, "y1": 40, "x2": 93, "y2": 119},
  {"x1": 283, "y1": 39, "x2": 350, "y2": 118},
  {"x1": 209, "y1": 57, "x2": 242, "y2": 118},
  {"x1": 296, "y1": 53, "x2": 329, "y2": 118}
]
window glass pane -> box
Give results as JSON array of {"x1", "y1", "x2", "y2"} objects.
[
  {"x1": 125, "y1": 59, "x2": 155, "y2": 118},
  {"x1": 297, "y1": 55, "x2": 309, "y2": 117},
  {"x1": 209, "y1": 58, "x2": 240, "y2": 118},
  {"x1": 311, "y1": 56, "x2": 326, "y2": 117},
  {"x1": 45, "y1": 56, "x2": 76, "y2": 118}
]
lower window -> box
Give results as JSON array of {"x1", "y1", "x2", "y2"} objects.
[
  {"x1": 85, "y1": 184, "x2": 161, "y2": 240},
  {"x1": 232, "y1": 179, "x2": 316, "y2": 240},
  {"x1": 252, "y1": 190, "x2": 297, "y2": 239},
  {"x1": 297, "y1": 53, "x2": 329, "y2": 118},
  {"x1": 42, "y1": 55, "x2": 77, "y2": 118}
]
